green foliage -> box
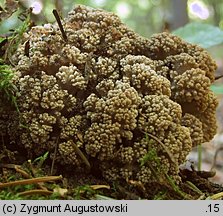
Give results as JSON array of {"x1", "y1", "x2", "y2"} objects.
[
  {"x1": 0, "y1": 190, "x2": 23, "y2": 200},
  {"x1": 153, "y1": 191, "x2": 167, "y2": 200},
  {"x1": 0, "y1": 9, "x2": 32, "y2": 113},
  {"x1": 140, "y1": 148, "x2": 161, "y2": 167},
  {"x1": 139, "y1": 134, "x2": 161, "y2": 168},
  {"x1": 0, "y1": 188, "x2": 61, "y2": 200},
  {"x1": 33, "y1": 152, "x2": 49, "y2": 168},
  {"x1": 210, "y1": 85, "x2": 223, "y2": 94},
  {"x1": 5, "y1": 9, "x2": 31, "y2": 61},
  {"x1": 165, "y1": 174, "x2": 191, "y2": 199},
  {"x1": 0, "y1": 37, "x2": 6, "y2": 43},
  {"x1": 0, "y1": 58, "x2": 19, "y2": 111},
  {"x1": 94, "y1": 194, "x2": 115, "y2": 200},
  {"x1": 73, "y1": 185, "x2": 95, "y2": 199},
  {"x1": 173, "y1": 22, "x2": 223, "y2": 48},
  {"x1": 0, "y1": 59, "x2": 13, "y2": 90}
]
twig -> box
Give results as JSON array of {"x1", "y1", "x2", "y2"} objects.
[
  {"x1": 185, "y1": 181, "x2": 203, "y2": 195},
  {"x1": 0, "y1": 163, "x2": 47, "y2": 190},
  {"x1": 27, "y1": 160, "x2": 48, "y2": 190},
  {"x1": 24, "y1": 40, "x2": 30, "y2": 57},
  {"x1": 27, "y1": 159, "x2": 36, "y2": 177},
  {"x1": 127, "y1": 180, "x2": 146, "y2": 192},
  {"x1": 0, "y1": 163, "x2": 17, "y2": 169},
  {"x1": 211, "y1": 147, "x2": 223, "y2": 170},
  {"x1": 197, "y1": 144, "x2": 202, "y2": 171},
  {"x1": 90, "y1": 185, "x2": 110, "y2": 190},
  {"x1": 15, "y1": 165, "x2": 31, "y2": 179},
  {"x1": 206, "y1": 192, "x2": 223, "y2": 200},
  {"x1": 50, "y1": 136, "x2": 59, "y2": 175},
  {"x1": 165, "y1": 174, "x2": 192, "y2": 200},
  {"x1": 84, "y1": 52, "x2": 94, "y2": 79},
  {"x1": 70, "y1": 140, "x2": 91, "y2": 169},
  {"x1": 52, "y1": 9, "x2": 68, "y2": 42},
  {"x1": 18, "y1": 189, "x2": 53, "y2": 196},
  {"x1": 146, "y1": 133, "x2": 176, "y2": 164},
  {"x1": 0, "y1": 38, "x2": 8, "y2": 48},
  {"x1": 215, "y1": 74, "x2": 223, "y2": 80},
  {"x1": 197, "y1": 194, "x2": 206, "y2": 200},
  {"x1": 0, "y1": 175, "x2": 62, "y2": 188},
  {"x1": 196, "y1": 170, "x2": 216, "y2": 179},
  {"x1": 0, "y1": 163, "x2": 30, "y2": 178}
]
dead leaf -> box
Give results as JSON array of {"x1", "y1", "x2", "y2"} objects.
[
  {"x1": 128, "y1": 180, "x2": 146, "y2": 191},
  {"x1": 77, "y1": 131, "x2": 83, "y2": 142},
  {"x1": 53, "y1": 187, "x2": 68, "y2": 197}
]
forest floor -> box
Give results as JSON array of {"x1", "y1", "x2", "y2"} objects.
[
  {"x1": 1, "y1": 128, "x2": 223, "y2": 200},
  {"x1": 1, "y1": 156, "x2": 223, "y2": 200}
]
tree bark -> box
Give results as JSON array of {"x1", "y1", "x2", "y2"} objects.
[
  {"x1": 170, "y1": 0, "x2": 189, "y2": 30},
  {"x1": 211, "y1": 0, "x2": 221, "y2": 26}
]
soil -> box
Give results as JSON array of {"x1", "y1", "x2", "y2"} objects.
[{"x1": 0, "y1": 151, "x2": 223, "y2": 200}]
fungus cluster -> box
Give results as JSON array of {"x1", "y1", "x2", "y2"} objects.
[{"x1": 6, "y1": 5, "x2": 218, "y2": 186}]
